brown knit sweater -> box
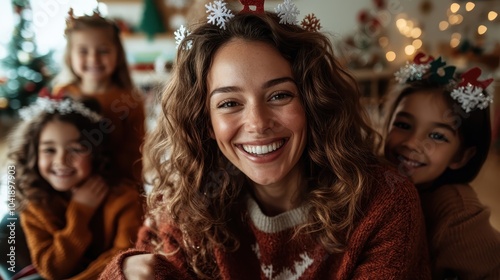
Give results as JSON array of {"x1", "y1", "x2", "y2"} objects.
[
  {"x1": 53, "y1": 84, "x2": 146, "y2": 184},
  {"x1": 420, "y1": 184, "x2": 500, "y2": 279},
  {"x1": 100, "y1": 168, "x2": 431, "y2": 279},
  {"x1": 20, "y1": 184, "x2": 144, "y2": 280}
]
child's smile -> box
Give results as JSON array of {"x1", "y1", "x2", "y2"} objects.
[
  {"x1": 385, "y1": 90, "x2": 468, "y2": 188},
  {"x1": 38, "y1": 120, "x2": 92, "y2": 192}
]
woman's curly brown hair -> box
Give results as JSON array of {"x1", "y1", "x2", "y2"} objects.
[{"x1": 143, "y1": 12, "x2": 381, "y2": 278}]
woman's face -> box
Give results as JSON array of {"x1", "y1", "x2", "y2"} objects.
[
  {"x1": 384, "y1": 90, "x2": 469, "y2": 187},
  {"x1": 207, "y1": 39, "x2": 307, "y2": 190},
  {"x1": 38, "y1": 120, "x2": 93, "y2": 192}
]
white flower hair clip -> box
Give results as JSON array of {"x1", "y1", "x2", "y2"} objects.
[
  {"x1": 19, "y1": 97, "x2": 103, "y2": 123},
  {"x1": 450, "y1": 67, "x2": 493, "y2": 113}
]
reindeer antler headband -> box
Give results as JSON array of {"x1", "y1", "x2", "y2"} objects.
[
  {"x1": 174, "y1": 0, "x2": 322, "y2": 50},
  {"x1": 394, "y1": 52, "x2": 493, "y2": 113}
]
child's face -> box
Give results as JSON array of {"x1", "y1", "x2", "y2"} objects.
[
  {"x1": 384, "y1": 91, "x2": 466, "y2": 187},
  {"x1": 208, "y1": 40, "x2": 307, "y2": 189},
  {"x1": 69, "y1": 28, "x2": 118, "y2": 86},
  {"x1": 38, "y1": 120, "x2": 93, "y2": 192}
]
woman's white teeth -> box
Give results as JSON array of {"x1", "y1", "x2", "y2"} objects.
[{"x1": 243, "y1": 140, "x2": 283, "y2": 155}]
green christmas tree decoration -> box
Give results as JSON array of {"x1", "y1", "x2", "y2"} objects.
[
  {"x1": 0, "y1": 0, "x2": 55, "y2": 117},
  {"x1": 139, "y1": 0, "x2": 167, "y2": 40}
]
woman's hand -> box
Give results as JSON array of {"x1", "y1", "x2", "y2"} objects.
[
  {"x1": 123, "y1": 254, "x2": 156, "y2": 280},
  {"x1": 71, "y1": 175, "x2": 108, "y2": 208}
]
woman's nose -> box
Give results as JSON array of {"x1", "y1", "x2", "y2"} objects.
[{"x1": 245, "y1": 104, "x2": 274, "y2": 134}]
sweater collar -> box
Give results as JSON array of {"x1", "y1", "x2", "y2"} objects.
[{"x1": 246, "y1": 196, "x2": 309, "y2": 233}]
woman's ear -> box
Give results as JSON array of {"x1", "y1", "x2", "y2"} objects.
[{"x1": 449, "y1": 147, "x2": 476, "y2": 170}]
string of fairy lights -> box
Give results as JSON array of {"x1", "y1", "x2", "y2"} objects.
[
  {"x1": 380, "y1": 1, "x2": 499, "y2": 64},
  {"x1": 440, "y1": 2, "x2": 498, "y2": 49}
]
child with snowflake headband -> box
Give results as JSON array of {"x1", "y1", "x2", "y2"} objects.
[
  {"x1": 382, "y1": 52, "x2": 500, "y2": 279},
  {"x1": 100, "y1": 1, "x2": 431, "y2": 279},
  {"x1": 6, "y1": 97, "x2": 144, "y2": 279}
]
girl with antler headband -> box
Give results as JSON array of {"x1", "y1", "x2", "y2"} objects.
[
  {"x1": 49, "y1": 8, "x2": 145, "y2": 187},
  {"x1": 382, "y1": 52, "x2": 500, "y2": 279},
  {"x1": 100, "y1": 1, "x2": 431, "y2": 279}
]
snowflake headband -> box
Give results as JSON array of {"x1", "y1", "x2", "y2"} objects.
[
  {"x1": 394, "y1": 52, "x2": 493, "y2": 113},
  {"x1": 175, "y1": 0, "x2": 321, "y2": 50},
  {"x1": 19, "y1": 97, "x2": 103, "y2": 123}
]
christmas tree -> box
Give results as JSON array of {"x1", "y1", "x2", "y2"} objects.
[
  {"x1": 0, "y1": 0, "x2": 55, "y2": 117},
  {"x1": 139, "y1": 0, "x2": 166, "y2": 40}
]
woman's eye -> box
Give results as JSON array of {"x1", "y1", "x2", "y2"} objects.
[
  {"x1": 393, "y1": 121, "x2": 410, "y2": 130},
  {"x1": 98, "y1": 49, "x2": 110, "y2": 54},
  {"x1": 429, "y1": 132, "x2": 449, "y2": 142},
  {"x1": 269, "y1": 92, "x2": 292, "y2": 101},
  {"x1": 217, "y1": 101, "x2": 239, "y2": 108}
]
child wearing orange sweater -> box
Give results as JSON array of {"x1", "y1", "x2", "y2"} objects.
[{"x1": 8, "y1": 97, "x2": 144, "y2": 280}]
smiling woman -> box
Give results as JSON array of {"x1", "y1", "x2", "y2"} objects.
[
  {"x1": 207, "y1": 40, "x2": 307, "y2": 210},
  {"x1": 99, "y1": 6, "x2": 431, "y2": 279}
]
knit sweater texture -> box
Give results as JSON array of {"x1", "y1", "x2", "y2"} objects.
[
  {"x1": 100, "y1": 168, "x2": 431, "y2": 279},
  {"x1": 420, "y1": 184, "x2": 500, "y2": 279},
  {"x1": 20, "y1": 183, "x2": 144, "y2": 280},
  {"x1": 53, "y1": 85, "x2": 146, "y2": 184}
]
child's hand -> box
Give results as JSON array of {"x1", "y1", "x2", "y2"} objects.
[
  {"x1": 123, "y1": 254, "x2": 155, "y2": 280},
  {"x1": 71, "y1": 176, "x2": 109, "y2": 208}
]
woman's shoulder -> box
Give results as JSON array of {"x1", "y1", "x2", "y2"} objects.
[
  {"x1": 358, "y1": 164, "x2": 421, "y2": 218},
  {"x1": 369, "y1": 164, "x2": 417, "y2": 199}
]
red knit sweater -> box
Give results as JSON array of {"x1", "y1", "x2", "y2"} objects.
[{"x1": 100, "y1": 168, "x2": 431, "y2": 279}]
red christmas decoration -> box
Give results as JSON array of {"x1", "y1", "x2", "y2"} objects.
[
  {"x1": 239, "y1": 0, "x2": 265, "y2": 14},
  {"x1": 301, "y1": 14, "x2": 321, "y2": 32},
  {"x1": 413, "y1": 52, "x2": 434, "y2": 65},
  {"x1": 458, "y1": 67, "x2": 493, "y2": 89}
]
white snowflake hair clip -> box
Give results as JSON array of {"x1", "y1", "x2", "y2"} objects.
[
  {"x1": 206, "y1": 0, "x2": 234, "y2": 30},
  {"x1": 394, "y1": 52, "x2": 433, "y2": 84},
  {"x1": 174, "y1": 25, "x2": 192, "y2": 50},
  {"x1": 275, "y1": 0, "x2": 299, "y2": 25},
  {"x1": 450, "y1": 67, "x2": 493, "y2": 113},
  {"x1": 19, "y1": 97, "x2": 103, "y2": 123}
]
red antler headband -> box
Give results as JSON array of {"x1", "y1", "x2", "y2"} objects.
[
  {"x1": 395, "y1": 52, "x2": 493, "y2": 113},
  {"x1": 174, "y1": 0, "x2": 321, "y2": 50}
]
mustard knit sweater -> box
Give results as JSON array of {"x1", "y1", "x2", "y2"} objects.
[
  {"x1": 420, "y1": 184, "x2": 500, "y2": 279},
  {"x1": 100, "y1": 168, "x2": 431, "y2": 279},
  {"x1": 20, "y1": 184, "x2": 144, "y2": 280}
]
